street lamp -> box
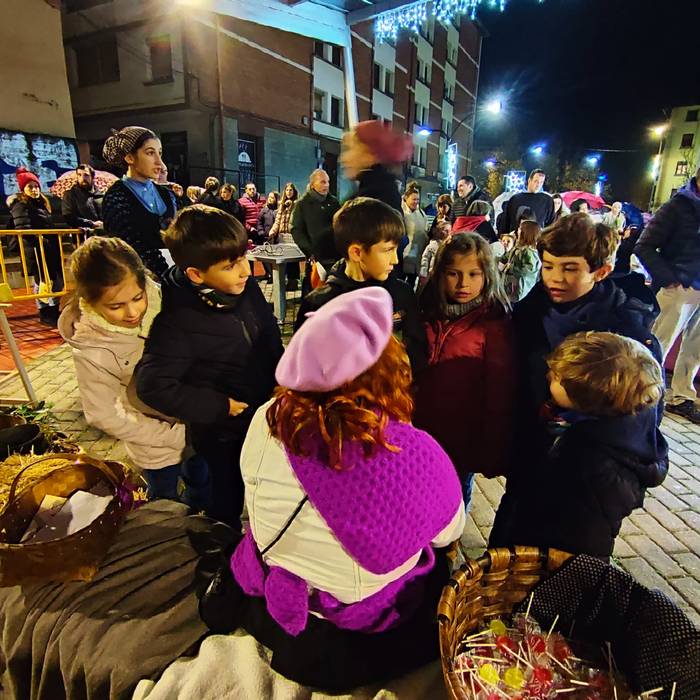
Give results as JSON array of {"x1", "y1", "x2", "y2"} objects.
[
  {"x1": 651, "y1": 124, "x2": 668, "y2": 138},
  {"x1": 585, "y1": 154, "x2": 601, "y2": 167},
  {"x1": 485, "y1": 98, "x2": 503, "y2": 115},
  {"x1": 648, "y1": 124, "x2": 668, "y2": 210},
  {"x1": 417, "y1": 127, "x2": 432, "y2": 137},
  {"x1": 530, "y1": 145, "x2": 545, "y2": 157}
]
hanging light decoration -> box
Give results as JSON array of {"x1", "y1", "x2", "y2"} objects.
[{"x1": 375, "y1": 0, "x2": 543, "y2": 44}]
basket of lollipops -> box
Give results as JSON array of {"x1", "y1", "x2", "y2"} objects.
[{"x1": 438, "y1": 546, "x2": 700, "y2": 700}]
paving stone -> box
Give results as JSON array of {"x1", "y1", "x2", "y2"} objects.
[
  {"x1": 628, "y1": 513, "x2": 687, "y2": 554},
  {"x1": 460, "y1": 517, "x2": 486, "y2": 550},
  {"x1": 469, "y1": 491, "x2": 495, "y2": 529},
  {"x1": 643, "y1": 498, "x2": 689, "y2": 532},
  {"x1": 624, "y1": 535, "x2": 685, "y2": 578},
  {"x1": 679, "y1": 493, "x2": 700, "y2": 510},
  {"x1": 620, "y1": 558, "x2": 678, "y2": 600},
  {"x1": 662, "y1": 476, "x2": 693, "y2": 496},
  {"x1": 676, "y1": 510, "x2": 700, "y2": 531},
  {"x1": 619, "y1": 518, "x2": 641, "y2": 536},
  {"x1": 673, "y1": 552, "x2": 700, "y2": 578},
  {"x1": 476, "y1": 477, "x2": 505, "y2": 509},
  {"x1": 670, "y1": 577, "x2": 700, "y2": 611},
  {"x1": 612, "y1": 538, "x2": 635, "y2": 559},
  {"x1": 652, "y1": 486, "x2": 689, "y2": 511},
  {"x1": 675, "y1": 529, "x2": 700, "y2": 553}
]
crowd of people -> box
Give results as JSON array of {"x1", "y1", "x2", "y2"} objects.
[{"x1": 6, "y1": 118, "x2": 700, "y2": 688}]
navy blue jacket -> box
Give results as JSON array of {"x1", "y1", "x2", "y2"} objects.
[
  {"x1": 635, "y1": 179, "x2": 700, "y2": 290},
  {"x1": 490, "y1": 407, "x2": 668, "y2": 558}
]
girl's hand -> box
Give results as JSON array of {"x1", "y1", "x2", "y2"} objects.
[{"x1": 228, "y1": 398, "x2": 249, "y2": 416}]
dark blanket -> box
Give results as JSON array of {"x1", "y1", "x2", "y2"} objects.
[
  {"x1": 515, "y1": 554, "x2": 700, "y2": 700},
  {"x1": 0, "y1": 501, "x2": 231, "y2": 700}
]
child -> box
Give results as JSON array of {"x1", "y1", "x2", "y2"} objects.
[
  {"x1": 490, "y1": 331, "x2": 668, "y2": 558},
  {"x1": 419, "y1": 219, "x2": 450, "y2": 284},
  {"x1": 58, "y1": 237, "x2": 206, "y2": 504},
  {"x1": 453, "y1": 200, "x2": 497, "y2": 242},
  {"x1": 501, "y1": 219, "x2": 542, "y2": 302},
  {"x1": 514, "y1": 213, "x2": 661, "y2": 426},
  {"x1": 413, "y1": 232, "x2": 516, "y2": 504},
  {"x1": 295, "y1": 196, "x2": 428, "y2": 372},
  {"x1": 135, "y1": 205, "x2": 283, "y2": 528}
]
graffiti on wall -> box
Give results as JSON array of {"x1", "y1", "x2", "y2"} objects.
[{"x1": 0, "y1": 130, "x2": 78, "y2": 200}]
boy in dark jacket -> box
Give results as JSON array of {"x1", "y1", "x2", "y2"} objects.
[
  {"x1": 490, "y1": 332, "x2": 668, "y2": 558},
  {"x1": 295, "y1": 197, "x2": 428, "y2": 372},
  {"x1": 135, "y1": 205, "x2": 283, "y2": 528}
]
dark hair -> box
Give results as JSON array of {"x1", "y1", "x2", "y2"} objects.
[
  {"x1": 280, "y1": 182, "x2": 299, "y2": 206},
  {"x1": 204, "y1": 176, "x2": 220, "y2": 193},
  {"x1": 516, "y1": 207, "x2": 535, "y2": 229},
  {"x1": 570, "y1": 198, "x2": 589, "y2": 213},
  {"x1": 529, "y1": 168, "x2": 546, "y2": 180},
  {"x1": 75, "y1": 163, "x2": 95, "y2": 176},
  {"x1": 71, "y1": 237, "x2": 146, "y2": 304},
  {"x1": 420, "y1": 232, "x2": 510, "y2": 320},
  {"x1": 467, "y1": 200, "x2": 491, "y2": 217},
  {"x1": 163, "y1": 204, "x2": 248, "y2": 270},
  {"x1": 458, "y1": 175, "x2": 476, "y2": 188},
  {"x1": 538, "y1": 213, "x2": 619, "y2": 271},
  {"x1": 437, "y1": 194, "x2": 453, "y2": 210},
  {"x1": 219, "y1": 182, "x2": 236, "y2": 197},
  {"x1": 552, "y1": 192, "x2": 562, "y2": 201},
  {"x1": 517, "y1": 220, "x2": 541, "y2": 247},
  {"x1": 333, "y1": 197, "x2": 405, "y2": 256}
]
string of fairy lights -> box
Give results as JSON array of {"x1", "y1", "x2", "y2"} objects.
[{"x1": 375, "y1": 0, "x2": 543, "y2": 44}]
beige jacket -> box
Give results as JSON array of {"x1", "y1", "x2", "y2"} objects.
[{"x1": 58, "y1": 279, "x2": 186, "y2": 469}]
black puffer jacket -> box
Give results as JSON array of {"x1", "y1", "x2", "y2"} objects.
[
  {"x1": 490, "y1": 407, "x2": 668, "y2": 558},
  {"x1": 135, "y1": 266, "x2": 283, "y2": 440},
  {"x1": 451, "y1": 186, "x2": 491, "y2": 220},
  {"x1": 356, "y1": 164, "x2": 402, "y2": 212},
  {"x1": 635, "y1": 178, "x2": 700, "y2": 290},
  {"x1": 295, "y1": 259, "x2": 428, "y2": 372},
  {"x1": 8, "y1": 194, "x2": 61, "y2": 278}
]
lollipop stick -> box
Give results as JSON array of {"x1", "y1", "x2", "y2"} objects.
[
  {"x1": 670, "y1": 681, "x2": 677, "y2": 700},
  {"x1": 525, "y1": 592, "x2": 534, "y2": 619},
  {"x1": 640, "y1": 687, "x2": 664, "y2": 696},
  {"x1": 547, "y1": 614, "x2": 560, "y2": 640}
]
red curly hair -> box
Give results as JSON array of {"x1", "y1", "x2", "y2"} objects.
[{"x1": 266, "y1": 336, "x2": 413, "y2": 470}]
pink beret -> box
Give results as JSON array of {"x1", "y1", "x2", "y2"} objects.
[{"x1": 276, "y1": 287, "x2": 394, "y2": 392}]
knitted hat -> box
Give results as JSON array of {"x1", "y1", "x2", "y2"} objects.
[
  {"x1": 15, "y1": 167, "x2": 40, "y2": 192},
  {"x1": 102, "y1": 126, "x2": 155, "y2": 166},
  {"x1": 276, "y1": 287, "x2": 394, "y2": 392},
  {"x1": 354, "y1": 120, "x2": 413, "y2": 165}
]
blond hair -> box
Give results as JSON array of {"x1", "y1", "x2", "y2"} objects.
[{"x1": 547, "y1": 331, "x2": 663, "y2": 416}]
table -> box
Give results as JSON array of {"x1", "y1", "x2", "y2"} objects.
[{"x1": 247, "y1": 243, "x2": 307, "y2": 322}]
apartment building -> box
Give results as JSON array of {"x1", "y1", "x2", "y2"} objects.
[
  {"x1": 653, "y1": 105, "x2": 700, "y2": 209},
  {"x1": 62, "y1": 0, "x2": 482, "y2": 200}
]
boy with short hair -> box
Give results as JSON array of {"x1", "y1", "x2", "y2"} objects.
[
  {"x1": 295, "y1": 196, "x2": 427, "y2": 371},
  {"x1": 490, "y1": 331, "x2": 668, "y2": 558},
  {"x1": 135, "y1": 205, "x2": 283, "y2": 528},
  {"x1": 514, "y1": 212, "x2": 661, "y2": 418}
]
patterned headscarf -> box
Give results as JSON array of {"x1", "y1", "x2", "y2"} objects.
[{"x1": 102, "y1": 126, "x2": 156, "y2": 166}]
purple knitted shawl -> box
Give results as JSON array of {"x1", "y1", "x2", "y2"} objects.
[{"x1": 231, "y1": 420, "x2": 462, "y2": 635}]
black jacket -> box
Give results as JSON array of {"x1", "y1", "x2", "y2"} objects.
[
  {"x1": 295, "y1": 260, "x2": 428, "y2": 372},
  {"x1": 498, "y1": 191, "x2": 555, "y2": 233},
  {"x1": 258, "y1": 205, "x2": 277, "y2": 239},
  {"x1": 356, "y1": 164, "x2": 402, "y2": 212},
  {"x1": 490, "y1": 407, "x2": 668, "y2": 558},
  {"x1": 451, "y1": 187, "x2": 491, "y2": 220},
  {"x1": 291, "y1": 190, "x2": 341, "y2": 269},
  {"x1": 102, "y1": 180, "x2": 175, "y2": 277},
  {"x1": 135, "y1": 267, "x2": 283, "y2": 440},
  {"x1": 61, "y1": 185, "x2": 103, "y2": 228},
  {"x1": 635, "y1": 180, "x2": 700, "y2": 290}
]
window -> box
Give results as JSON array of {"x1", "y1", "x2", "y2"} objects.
[
  {"x1": 330, "y1": 96, "x2": 344, "y2": 127},
  {"x1": 686, "y1": 109, "x2": 699, "y2": 122},
  {"x1": 681, "y1": 133, "x2": 695, "y2": 149},
  {"x1": 413, "y1": 144, "x2": 426, "y2": 167},
  {"x1": 444, "y1": 82, "x2": 454, "y2": 102},
  {"x1": 414, "y1": 103, "x2": 427, "y2": 126},
  {"x1": 384, "y1": 70, "x2": 395, "y2": 96},
  {"x1": 441, "y1": 118, "x2": 451, "y2": 139},
  {"x1": 76, "y1": 36, "x2": 120, "y2": 87},
  {"x1": 373, "y1": 63, "x2": 382, "y2": 90},
  {"x1": 314, "y1": 41, "x2": 324, "y2": 58},
  {"x1": 331, "y1": 45, "x2": 342, "y2": 68},
  {"x1": 416, "y1": 58, "x2": 430, "y2": 85},
  {"x1": 313, "y1": 90, "x2": 325, "y2": 121},
  {"x1": 675, "y1": 161, "x2": 689, "y2": 177},
  {"x1": 147, "y1": 35, "x2": 173, "y2": 83},
  {"x1": 447, "y1": 42, "x2": 458, "y2": 66}
]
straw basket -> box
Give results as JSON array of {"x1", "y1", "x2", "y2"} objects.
[
  {"x1": 438, "y1": 546, "x2": 573, "y2": 700},
  {"x1": 0, "y1": 453, "x2": 132, "y2": 586}
]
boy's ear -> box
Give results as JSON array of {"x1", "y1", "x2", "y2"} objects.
[
  {"x1": 347, "y1": 243, "x2": 363, "y2": 263},
  {"x1": 593, "y1": 263, "x2": 613, "y2": 282},
  {"x1": 185, "y1": 266, "x2": 205, "y2": 285}
]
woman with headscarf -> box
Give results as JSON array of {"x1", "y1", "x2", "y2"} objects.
[{"x1": 102, "y1": 126, "x2": 176, "y2": 277}]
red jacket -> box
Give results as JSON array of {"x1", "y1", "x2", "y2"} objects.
[
  {"x1": 413, "y1": 303, "x2": 516, "y2": 479},
  {"x1": 238, "y1": 195, "x2": 265, "y2": 238},
  {"x1": 452, "y1": 215, "x2": 486, "y2": 233}
]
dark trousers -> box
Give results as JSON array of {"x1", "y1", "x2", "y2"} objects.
[
  {"x1": 142, "y1": 455, "x2": 210, "y2": 511},
  {"x1": 193, "y1": 432, "x2": 246, "y2": 530}
]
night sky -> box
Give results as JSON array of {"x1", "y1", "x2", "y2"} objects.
[{"x1": 475, "y1": 0, "x2": 700, "y2": 204}]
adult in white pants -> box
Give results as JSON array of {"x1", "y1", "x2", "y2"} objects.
[{"x1": 636, "y1": 168, "x2": 700, "y2": 423}]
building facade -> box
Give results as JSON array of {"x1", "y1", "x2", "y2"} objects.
[
  {"x1": 653, "y1": 105, "x2": 700, "y2": 209},
  {"x1": 62, "y1": 0, "x2": 482, "y2": 201}
]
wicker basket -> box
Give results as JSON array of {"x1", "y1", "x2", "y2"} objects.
[{"x1": 438, "y1": 546, "x2": 573, "y2": 700}]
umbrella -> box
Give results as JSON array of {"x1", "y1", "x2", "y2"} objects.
[
  {"x1": 560, "y1": 191, "x2": 607, "y2": 210},
  {"x1": 50, "y1": 170, "x2": 118, "y2": 198}
]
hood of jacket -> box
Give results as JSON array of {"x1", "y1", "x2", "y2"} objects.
[
  {"x1": 325, "y1": 259, "x2": 387, "y2": 294},
  {"x1": 453, "y1": 215, "x2": 487, "y2": 232},
  {"x1": 676, "y1": 177, "x2": 700, "y2": 218},
  {"x1": 562, "y1": 407, "x2": 668, "y2": 489}
]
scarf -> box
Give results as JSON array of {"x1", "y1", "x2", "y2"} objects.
[
  {"x1": 307, "y1": 188, "x2": 327, "y2": 203},
  {"x1": 445, "y1": 295, "x2": 484, "y2": 320},
  {"x1": 122, "y1": 177, "x2": 167, "y2": 216},
  {"x1": 192, "y1": 281, "x2": 244, "y2": 310}
]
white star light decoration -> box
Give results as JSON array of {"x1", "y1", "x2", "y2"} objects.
[{"x1": 375, "y1": 0, "x2": 542, "y2": 44}]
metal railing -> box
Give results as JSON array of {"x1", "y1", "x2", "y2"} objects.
[{"x1": 0, "y1": 229, "x2": 86, "y2": 302}]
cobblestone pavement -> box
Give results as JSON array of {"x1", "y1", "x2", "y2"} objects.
[{"x1": 1, "y1": 327, "x2": 699, "y2": 629}]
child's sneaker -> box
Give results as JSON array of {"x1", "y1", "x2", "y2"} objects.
[{"x1": 665, "y1": 400, "x2": 700, "y2": 424}]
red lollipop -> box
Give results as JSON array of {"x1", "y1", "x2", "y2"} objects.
[
  {"x1": 496, "y1": 634, "x2": 517, "y2": 655},
  {"x1": 526, "y1": 634, "x2": 546, "y2": 654},
  {"x1": 552, "y1": 637, "x2": 573, "y2": 661}
]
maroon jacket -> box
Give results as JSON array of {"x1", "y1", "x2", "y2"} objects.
[
  {"x1": 413, "y1": 303, "x2": 516, "y2": 479},
  {"x1": 238, "y1": 194, "x2": 265, "y2": 240}
]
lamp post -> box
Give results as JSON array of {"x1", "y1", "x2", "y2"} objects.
[{"x1": 648, "y1": 124, "x2": 668, "y2": 212}]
